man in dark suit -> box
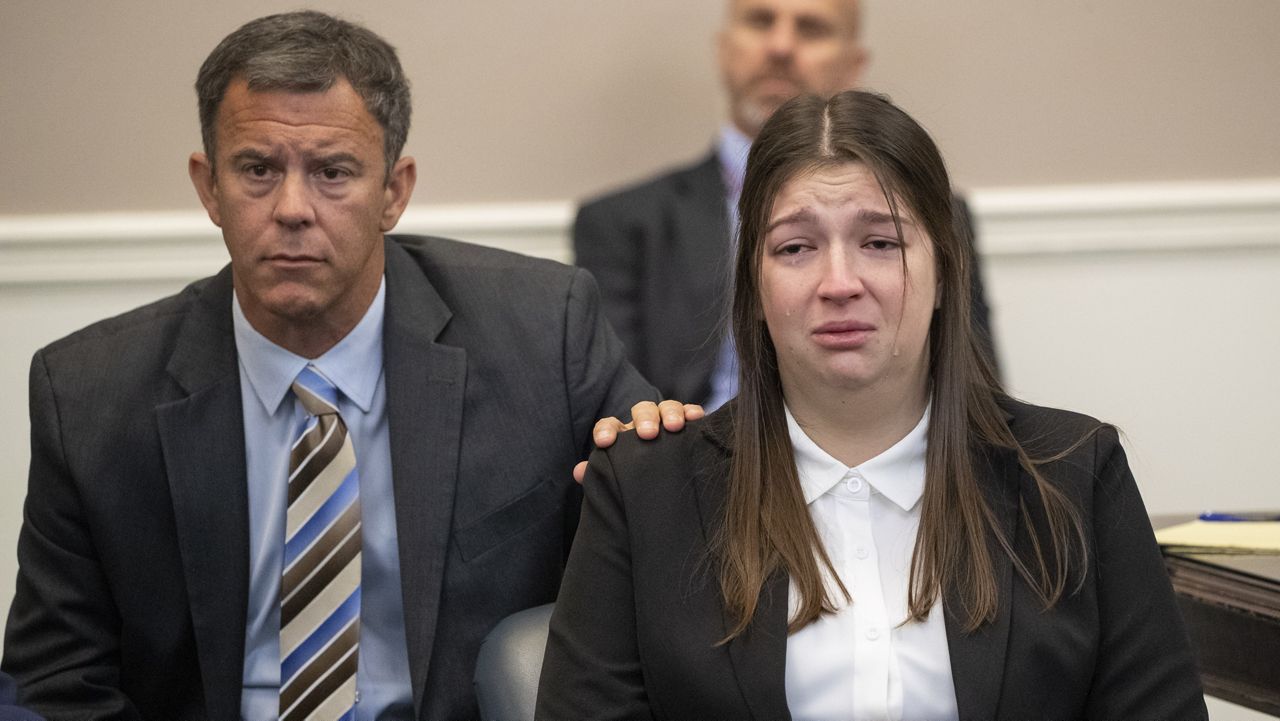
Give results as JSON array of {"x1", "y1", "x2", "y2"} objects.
[
  {"x1": 575, "y1": 0, "x2": 997, "y2": 406},
  {"x1": 0, "y1": 11, "x2": 685, "y2": 720}
]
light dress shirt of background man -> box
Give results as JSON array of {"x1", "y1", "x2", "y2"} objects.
[
  {"x1": 574, "y1": 0, "x2": 997, "y2": 409},
  {"x1": 0, "y1": 10, "x2": 698, "y2": 721}
]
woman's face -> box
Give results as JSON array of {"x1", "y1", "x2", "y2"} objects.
[{"x1": 759, "y1": 161, "x2": 937, "y2": 401}]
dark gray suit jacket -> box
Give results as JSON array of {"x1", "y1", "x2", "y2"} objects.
[
  {"x1": 538, "y1": 400, "x2": 1207, "y2": 720},
  {"x1": 2, "y1": 235, "x2": 656, "y2": 720},
  {"x1": 574, "y1": 150, "x2": 998, "y2": 404}
]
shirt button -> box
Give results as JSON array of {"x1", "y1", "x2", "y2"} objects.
[
  {"x1": 845, "y1": 475, "x2": 864, "y2": 493},
  {"x1": 855, "y1": 546, "x2": 870, "y2": 560},
  {"x1": 866, "y1": 628, "x2": 881, "y2": 641}
]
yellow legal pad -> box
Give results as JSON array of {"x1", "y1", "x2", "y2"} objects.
[{"x1": 1155, "y1": 520, "x2": 1280, "y2": 555}]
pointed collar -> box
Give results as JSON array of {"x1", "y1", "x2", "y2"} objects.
[
  {"x1": 786, "y1": 403, "x2": 931, "y2": 512},
  {"x1": 231, "y1": 276, "x2": 386, "y2": 415}
]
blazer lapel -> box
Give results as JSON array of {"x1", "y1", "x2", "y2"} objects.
[
  {"x1": 727, "y1": 573, "x2": 793, "y2": 721},
  {"x1": 696, "y1": 406, "x2": 1024, "y2": 720},
  {"x1": 944, "y1": 443, "x2": 1019, "y2": 721},
  {"x1": 155, "y1": 268, "x2": 250, "y2": 721},
  {"x1": 381, "y1": 239, "x2": 466, "y2": 716},
  {"x1": 695, "y1": 411, "x2": 793, "y2": 721}
]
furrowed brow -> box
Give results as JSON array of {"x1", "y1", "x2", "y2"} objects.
[
  {"x1": 857, "y1": 209, "x2": 912, "y2": 227},
  {"x1": 766, "y1": 208, "x2": 817, "y2": 233},
  {"x1": 229, "y1": 148, "x2": 274, "y2": 165},
  {"x1": 312, "y1": 152, "x2": 363, "y2": 168}
]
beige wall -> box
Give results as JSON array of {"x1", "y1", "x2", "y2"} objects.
[
  {"x1": 2, "y1": 5, "x2": 1279, "y2": 718},
  {"x1": 2, "y1": 0, "x2": 1279, "y2": 215}
]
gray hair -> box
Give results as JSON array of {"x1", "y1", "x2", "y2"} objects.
[{"x1": 195, "y1": 11, "x2": 412, "y2": 178}]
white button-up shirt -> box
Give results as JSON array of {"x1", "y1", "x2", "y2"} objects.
[{"x1": 784, "y1": 405, "x2": 959, "y2": 721}]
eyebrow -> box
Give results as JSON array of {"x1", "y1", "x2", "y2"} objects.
[
  {"x1": 312, "y1": 152, "x2": 363, "y2": 169},
  {"x1": 765, "y1": 207, "x2": 914, "y2": 233},
  {"x1": 857, "y1": 209, "x2": 913, "y2": 227},
  {"x1": 765, "y1": 208, "x2": 817, "y2": 233},
  {"x1": 225, "y1": 149, "x2": 365, "y2": 171},
  {"x1": 228, "y1": 148, "x2": 274, "y2": 164}
]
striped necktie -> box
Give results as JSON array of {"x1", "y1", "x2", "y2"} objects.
[{"x1": 280, "y1": 365, "x2": 361, "y2": 720}]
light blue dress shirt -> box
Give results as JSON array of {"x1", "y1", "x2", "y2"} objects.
[
  {"x1": 233, "y1": 278, "x2": 414, "y2": 720},
  {"x1": 705, "y1": 124, "x2": 753, "y2": 411}
]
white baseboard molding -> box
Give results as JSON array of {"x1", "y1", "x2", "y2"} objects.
[
  {"x1": 1, "y1": 180, "x2": 1277, "y2": 286},
  {"x1": 971, "y1": 179, "x2": 1280, "y2": 257}
]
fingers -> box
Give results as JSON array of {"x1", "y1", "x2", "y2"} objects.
[
  {"x1": 636, "y1": 399, "x2": 704, "y2": 438},
  {"x1": 593, "y1": 400, "x2": 704, "y2": 453},
  {"x1": 630, "y1": 401, "x2": 661, "y2": 439},
  {"x1": 592, "y1": 416, "x2": 631, "y2": 449},
  {"x1": 657, "y1": 399, "x2": 688, "y2": 432},
  {"x1": 573, "y1": 460, "x2": 589, "y2": 484}
]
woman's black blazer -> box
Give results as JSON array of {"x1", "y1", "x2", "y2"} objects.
[{"x1": 537, "y1": 399, "x2": 1207, "y2": 720}]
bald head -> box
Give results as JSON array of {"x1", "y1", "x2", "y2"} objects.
[{"x1": 718, "y1": 0, "x2": 867, "y2": 138}]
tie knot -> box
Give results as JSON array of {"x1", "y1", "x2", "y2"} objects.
[{"x1": 292, "y1": 365, "x2": 340, "y2": 417}]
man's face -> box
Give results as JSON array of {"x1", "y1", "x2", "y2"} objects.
[
  {"x1": 189, "y1": 77, "x2": 415, "y2": 353},
  {"x1": 719, "y1": 0, "x2": 867, "y2": 138}
]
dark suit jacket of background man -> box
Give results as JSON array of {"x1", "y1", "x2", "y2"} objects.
[
  {"x1": 538, "y1": 400, "x2": 1207, "y2": 720},
  {"x1": 1, "y1": 235, "x2": 657, "y2": 721},
  {"x1": 574, "y1": 150, "x2": 999, "y2": 404}
]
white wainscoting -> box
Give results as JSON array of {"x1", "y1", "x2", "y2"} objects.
[
  {"x1": 0, "y1": 202, "x2": 577, "y2": 286},
  {"x1": 5, "y1": 180, "x2": 1279, "y2": 284},
  {"x1": 2, "y1": 180, "x2": 1279, "y2": 663}
]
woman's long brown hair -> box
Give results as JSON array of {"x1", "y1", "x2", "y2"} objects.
[{"x1": 716, "y1": 91, "x2": 1088, "y2": 640}]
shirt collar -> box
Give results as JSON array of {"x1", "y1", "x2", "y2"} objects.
[
  {"x1": 716, "y1": 123, "x2": 753, "y2": 200},
  {"x1": 232, "y1": 276, "x2": 386, "y2": 416},
  {"x1": 786, "y1": 403, "x2": 931, "y2": 512}
]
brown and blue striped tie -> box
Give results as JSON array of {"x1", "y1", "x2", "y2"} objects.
[{"x1": 280, "y1": 365, "x2": 361, "y2": 721}]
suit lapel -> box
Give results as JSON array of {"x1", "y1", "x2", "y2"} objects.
[
  {"x1": 695, "y1": 411, "x2": 793, "y2": 720},
  {"x1": 381, "y1": 239, "x2": 466, "y2": 716},
  {"x1": 674, "y1": 150, "x2": 731, "y2": 279},
  {"x1": 944, "y1": 443, "x2": 1019, "y2": 721},
  {"x1": 672, "y1": 152, "x2": 732, "y2": 400},
  {"x1": 673, "y1": 151, "x2": 732, "y2": 309},
  {"x1": 155, "y1": 268, "x2": 249, "y2": 721}
]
